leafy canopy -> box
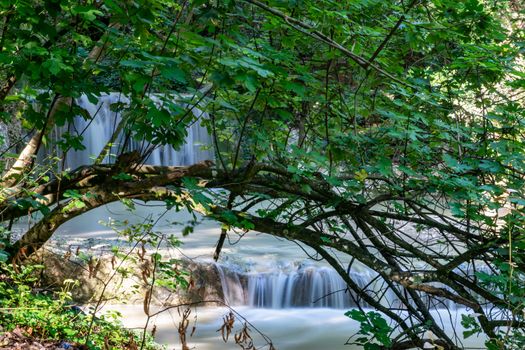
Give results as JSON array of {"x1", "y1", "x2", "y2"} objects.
[{"x1": 1, "y1": 0, "x2": 525, "y2": 349}]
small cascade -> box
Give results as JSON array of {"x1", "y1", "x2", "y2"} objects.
[
  {"x1": 213, "y1": 262, "x2": 469, "y2": 311},
  {"x1": 247, "y1": 266, "x2": 358, "y2": 308},
  {"x1": 215, "y1": 264, "x2": 247, "y2": 306},
  {"x1": 50, "y1": 93, "x2": 213, "y2": 169},
  {"x1": 214, "y1": 263, "x2": 375, "y2": 309}
]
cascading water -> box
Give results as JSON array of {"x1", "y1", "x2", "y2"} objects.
[
  {"x1": 212, "y1": 262, "x2": 462, "y2": 311},
  {"x1": 247, "y1": 266, "x2": 366, "y2": 309},
  {"x1": 50, "y1": 93, "x2": 213, "y2": 169},
  {"x1": 215, "y1": 263, "x2": 375, "y2": 309}
]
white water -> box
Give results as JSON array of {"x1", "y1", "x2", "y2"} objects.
[
  {"x1": 42, "y1": 202, "x2": 485, "y2": 350},
  {"x1": 215, "y1": 263, "x2": 374, "y2": 309},
  {"x1": 49, "y1": 93, "x2": 213, "y2": 169},
  {"x1": 49, "y1": 203, "x2": 368, "y2": 349},
  {"x1": 105, "y1": 305, "x2": 363, "y2": 350},
  {"x1": 27, "y1": 95, "x2": 486, "y2": 349},
  {"x1": 100, "y1": 305, "x2": 484, "y2": 350}
]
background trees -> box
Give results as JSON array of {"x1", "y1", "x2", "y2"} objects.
[{"x1": 1, "y1": 0, "x2": 524, "y2": 349}]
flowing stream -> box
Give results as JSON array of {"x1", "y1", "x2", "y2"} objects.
[{"x1": 31, "y1": 95, "x2": 485, "y2": 349}]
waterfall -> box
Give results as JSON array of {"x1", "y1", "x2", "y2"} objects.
[
  {"x1": 216, "y1": 263, "x2": 247, "y2": 306},
  {"x1": 246, "y1": 266, "x2": 357, "y2": 308},
  {"x1": 50, "y1": 93, "x2": 213, "y2": 169},
  {"x1": 214, "y1": 263, "x2": 378, "y2": 309},
  {"x1": 213, "y1": 262, "x2": 467, "y2": 310}
]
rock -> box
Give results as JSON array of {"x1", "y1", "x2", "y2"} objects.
[{"x1": 30, "y1": 249, "x2": 226, "y2": 307}]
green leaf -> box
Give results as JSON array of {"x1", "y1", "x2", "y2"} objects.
[
  {"x1": 376, "y1": 157, "x2": 392, "y2": 176},
  {"x1": 160, "y1": 66, "x2": 187, "y2": 83},
  {"x1": 182, "y1": 226, "x2": 194, "y2": 236},
  {"x1": 0, "y1": 250, "x2": 9, "y2": 262}
]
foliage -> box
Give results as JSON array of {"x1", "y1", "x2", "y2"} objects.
[
  {"x1": 101, "y1": 216, "x2": 190, "y2": 291},
  {"x1": 0, "y1": 0, "x2": 524, "y2": 349},
  {"x1": 0, "y1": 263, "x2": 161, "y2": 350},
  {"x1": 345, "y1": 309, "x2": 393, "y2": 350}
]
